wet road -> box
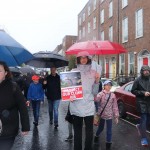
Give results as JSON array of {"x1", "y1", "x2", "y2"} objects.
[{"x1": 12, "y1": 101, "x2": 150, "y2": 150}]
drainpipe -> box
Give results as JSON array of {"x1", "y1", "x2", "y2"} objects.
[{"x1": 116, "y1": 0, "x2": 120, "y2": 81}]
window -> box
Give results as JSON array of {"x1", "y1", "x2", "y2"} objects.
[
  {"x1": 109, "y1": 26, "x2": 113, "y2": 41},
  {"x1": 100, "y1": 9, "x2": 104, "y2": 24},
  {"x1": 124, "y1": 83, "x2": 133, "y2": 92},
  {"x1": 122, "y1": 0, "x2": 128, "y2": 8},
  {"x1": 79, "y1": 30, "x2": 82, "y2": 40},
  {"x1": 83, "y1": 13, "x2": 85, "y2": 22},
  {"x1": 135, "y1": 9, "x2": 143, "y2": 38},
  {"x1": 119, "y1": 54, "x2": 125, "y2": 74},
  {"x1": 82, "y1": 27, "x2": 85, "y2": 37},
  {"x1": 122, "y1": 17, "x2": 128, "y2": 43},
  {"x1": 109, "y1": 1, "x2": 113, "y2": 18},
  {"x1": 101, "y1": 31, "x2": 104, "y2": 40},
  {"x1": 93, "y1": 0, "x2": 96, "y2": 10},
  {"x1": 88, "y1": 22, "x2": 91, "y2": 33},
  {"x1": 79, "y1": 17, "x2": 81, "y2": 26},
  {"x1": 93, "y1": 17, "x2": 96, "y2": 29},
  {"x1": 128, "y1": 52, "x2": 134, "y2": 75},
  {"x1": 88, "y1": 6, "x2": 91, "y2": 16}
]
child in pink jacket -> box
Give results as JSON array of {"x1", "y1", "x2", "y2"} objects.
[{"x1": 94, "y1": 80, "x2": 119, "y2": 150}]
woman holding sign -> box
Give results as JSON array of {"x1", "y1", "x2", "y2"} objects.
[{"x1": 69, "y1": 51, "x2": 100, "y2": 150}]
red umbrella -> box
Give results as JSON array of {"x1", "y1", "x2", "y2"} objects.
[{"x1": 66, "y1": 40, "x2": 127, "y2": 55}]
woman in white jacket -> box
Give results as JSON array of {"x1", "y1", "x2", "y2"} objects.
[{"x1": 70, "y1": 51, "x2": 100, "y2": 150}]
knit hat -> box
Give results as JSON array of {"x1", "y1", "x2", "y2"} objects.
[{"x1": 32, "y1": 75, "x2": 40, "y2": 81}]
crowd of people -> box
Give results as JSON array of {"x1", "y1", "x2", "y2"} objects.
[{"x1": 0, "y1": 51, "x2": 150, "y2": 150}]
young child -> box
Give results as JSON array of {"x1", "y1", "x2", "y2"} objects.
[
  {"x1": 27, "y1": 75, "x2": 44, "y2": 126},
  {"x1": 94, "y1": 80, "x2": 119, "y2": 150}
]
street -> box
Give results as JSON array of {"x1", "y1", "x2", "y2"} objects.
[{"x1": 13, "y1": 101, "x2": 150, "y2": 150}]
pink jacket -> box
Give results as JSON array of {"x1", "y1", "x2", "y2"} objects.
[{"x1": 95, "y1": 90, "x2": 119, "y2": 119}]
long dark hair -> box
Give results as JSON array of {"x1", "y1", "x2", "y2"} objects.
[
  {"x1": 0, "y1": 61, "x2": 12, "y2": 79},
  {"x1": 77, "y1": 56, "x2": 91, "y2": 65}
]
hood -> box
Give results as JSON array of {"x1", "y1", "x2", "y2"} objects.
[
  {"x1": 76, "y1": 51, "x2": 92, "y2": 65},
  {"x1": 140, "y1": 65, "x2": 150, "y2": 79}
]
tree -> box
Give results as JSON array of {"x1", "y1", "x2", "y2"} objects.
[{"x1": 68, "y1": 55, "x2": 76, "y2": 71}]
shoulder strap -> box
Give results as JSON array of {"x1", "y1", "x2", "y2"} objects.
[{"x1": 99, "y1": 93, "x2": 111, "y2": 117}]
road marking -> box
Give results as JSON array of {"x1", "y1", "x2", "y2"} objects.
[{"x1": 120, "y1": 118, "x2": 150, "y2": 134}]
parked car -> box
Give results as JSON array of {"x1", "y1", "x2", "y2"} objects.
[
  {"x1": 101, "y1": 78, "x2": 120, "y2": 92},
  {"x1": 114, "y1": 81, "x2": 139, "y2": 118}
]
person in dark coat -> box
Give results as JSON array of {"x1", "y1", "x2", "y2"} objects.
[
  {"x1": 131, "y1": 65, "x2": 150, "y2": 147},
  {"x1": 43, "y1": 67, "x2": 61, "y2": 130},
  {"x1": 0, "y1": 61, "x2": 30, "y2": 150}
]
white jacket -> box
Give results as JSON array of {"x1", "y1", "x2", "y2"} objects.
[{"x1": 70, "y1": 64, "x2": 99, "y2": 117}]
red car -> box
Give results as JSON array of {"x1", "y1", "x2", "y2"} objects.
[{"x1": 114, "y1": 81, "x2": 139, "y2": 118}]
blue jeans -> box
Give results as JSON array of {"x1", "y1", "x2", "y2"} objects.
[
  {"x1": 139, "y1": 113, "x2": 150, "y2": 138},
  {"x1": 96, "y1": 118, "x2": 112, "y2": 143},
  {"x1": 48, "y1": 100, "x2": 60, "y2": 125},
  {"x1": 31, "y1": 101, "x2": 41, "y2": 123}
]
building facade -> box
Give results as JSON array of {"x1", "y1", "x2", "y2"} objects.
[{"x1": 78, "y1": 0, "x2": 150, "y2": 78}]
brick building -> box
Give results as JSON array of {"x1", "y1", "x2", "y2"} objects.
[
  {"x1": 78, "y1": 0, "x2": 150, "y2": 78},
  {"x1": 53, "y1": 35, "x2": 77, "y2": 57}
]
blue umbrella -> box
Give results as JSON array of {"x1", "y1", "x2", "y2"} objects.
[{"x1": 0, "y1": 30, "x2": 34, "y2": 66}]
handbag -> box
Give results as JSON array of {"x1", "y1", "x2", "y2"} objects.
[
  {"x1": 65, "y1": 104, "x2": 73, "y2": 124},
  {"x1": 94, "y1": 93, "x2": 111, "y2": 126}
]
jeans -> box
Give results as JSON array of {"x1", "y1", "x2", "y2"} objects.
[
  {"x1": 73, "y1": 115, "x2": 93, "y2": 150},
  {"x1": 48, "y1": 99, "x2": 60, "y2": 125},
  {"x1": 31, "y1": 101, "x2": 41, "y2": 123},
  {"x1": 139, "y1": 113, "x2": 150, "y2": 138},
  {"x1": 0, "y1": 137, "x2": 15, "y2": 150},
  {"x1": 96, "y1": 118, "x2": 112, "y2": 143}
]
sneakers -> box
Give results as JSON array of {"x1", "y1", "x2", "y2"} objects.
[
  {"x1": 106, "y1": 142, "x2": 112, "y2": 150},
  {"x1": 141, "y1": 138, "x2": 148, "y2": 147},
  {"x1": 54, "y1": 124, "x2": 58, "y2": 130},
  {"x1": 33, "y1": 121, "x2": 38, "y2": 126},
  {"x1": 136, "y1": 124, "x2": 141, "y2": 136},
  {"x1": 50, "y1": 120, "x2": 53, "y2": 125},
  {"x1": 65, "y1": 135, "x2": 73, "y2": 141},
  {"x1": 94, "y1": 136, "x2": 99, "y2": 144}
]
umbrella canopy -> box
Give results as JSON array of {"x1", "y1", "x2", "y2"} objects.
[
  {"x1": 19, "y1": 66, "x2": 35, "y2": 75},
  {"x1": 66, "y1": 40, "x2": 127, "y2": 55},
  {"x1": 0, "y1": 30, "x2": 34, "y2": 66},
  {"x1": 26, "y1": 51, "x2": 68, "y2": 68}
]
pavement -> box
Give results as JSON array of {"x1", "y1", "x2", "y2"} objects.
[{"x1": 12, "y1": 100, "x2": 150, "y2": 150}]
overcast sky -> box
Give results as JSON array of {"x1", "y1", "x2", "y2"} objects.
[{"x1": 0, "y1": 0, "x2": 88, "y2": 53}]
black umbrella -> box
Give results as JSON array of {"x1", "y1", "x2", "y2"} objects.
[
  {"x1": 19, "y1": 66, "x2": 36, "y2": 75},
  {"x1": 26, "y1": 51, "x2": 68, "y2": 68}
]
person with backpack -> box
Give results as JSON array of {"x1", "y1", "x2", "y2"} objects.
[
  {"x1": 131, "y1": 65, "x2": 150, "y2": 147},
  {"x1": 0, "y1": 61, "x2": 30, "y2": 150},
  {"x1": 94, "y1": 80, "x2": 119, "y2": 150}
]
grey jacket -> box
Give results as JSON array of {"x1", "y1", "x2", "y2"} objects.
[{"x1": 70, "y1": 64, "x2": 99, "y2": 117}]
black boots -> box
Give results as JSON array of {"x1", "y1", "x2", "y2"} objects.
[
  {"x1": 106, "y1": 142, "x2": 112, "y2": 150},
  {"x1": 94, "y1": 136, "x2": 99, "y2": 144}
]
